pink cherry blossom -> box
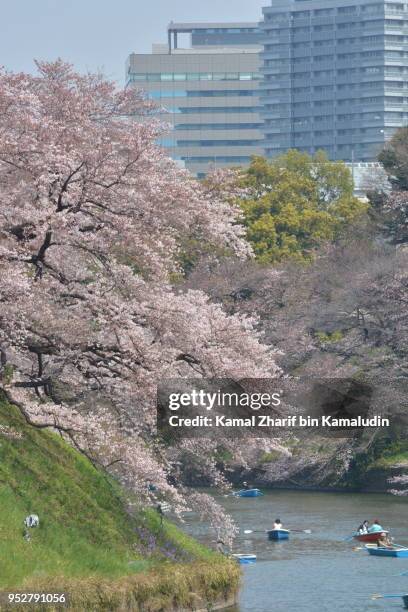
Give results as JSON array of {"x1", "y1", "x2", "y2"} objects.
[{"x1": 0, "y1": 61, "x2": 280, "y2": 537}]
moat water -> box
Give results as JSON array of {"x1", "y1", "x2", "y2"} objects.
[{"x1": 187, "y1": 489, "x2": 408, "y2": 612}]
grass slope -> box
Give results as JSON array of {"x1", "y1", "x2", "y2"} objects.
[{"x1": 0, "y1": 397, "x2": 239, "y2": 610}]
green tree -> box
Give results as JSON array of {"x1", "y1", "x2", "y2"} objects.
[
  {"x1": 238, "y1": 150, "x2": 368, "y2": 264},
  {"x1": 378, "y1": 126, "x2": 408, "y2": 191}
]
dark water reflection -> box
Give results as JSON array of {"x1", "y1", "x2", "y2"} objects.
[{"x1": 185, "y1": 490, "x2": 408, "y2": 612}]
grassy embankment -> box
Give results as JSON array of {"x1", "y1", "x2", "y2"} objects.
[{"x1": 0, "y1": 397, "x2": 239, "y2": 610}]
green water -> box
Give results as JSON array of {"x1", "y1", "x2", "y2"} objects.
[{"x1": 187, "y1": 489, "x2": 408, "y2": 612}]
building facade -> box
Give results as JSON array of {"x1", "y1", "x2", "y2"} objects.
[
  {"x1": 261, "y1": 0, "x2": 408, "y2": 161},
  {"x1": 126, "y1": 23, "x2": 264, "y2": 176}
]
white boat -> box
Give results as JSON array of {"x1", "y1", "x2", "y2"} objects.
[{"x1": 232, "y1": 553, "x2": 257, "y2": 563}]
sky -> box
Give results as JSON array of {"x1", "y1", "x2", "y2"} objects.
[{"x1": 1, "y1": 0, "x2": 266, "y2": 85}]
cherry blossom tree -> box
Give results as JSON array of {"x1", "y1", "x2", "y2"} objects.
[
  {"x1": 0, "y1": 61, "x2": 280, "y2": 540},
  {"x1": 389, "y1": 474, "x2": 408, "y2": 496}
]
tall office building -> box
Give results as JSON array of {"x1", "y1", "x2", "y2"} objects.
[
  {"x1": 261, "y1": 0, "x2": 408, "y2": 161},
  {"x1": 126, "y1": 23, "x2": 264, "y2": 176}
]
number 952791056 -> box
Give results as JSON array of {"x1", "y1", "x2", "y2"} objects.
[{"x1": 0, "y1": 592, "x2": 67, "y2": 606}]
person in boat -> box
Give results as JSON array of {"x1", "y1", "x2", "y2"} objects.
[
  {"x1": 358, "y1": 520, "x2": 369, "y2": 535},
  {"x1": 368, "y1": 519, "x2": 384, "y2": 533},
  {"x1": 377, "y1": 532, "x2": 393, "y2": 548},
  {"x1": 273, "y1": 518, "x2": 283, "y2": 530}
]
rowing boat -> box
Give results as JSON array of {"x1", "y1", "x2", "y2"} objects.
[
  {"x1": 233, "y1": 488, "x2": 263, "y2": 498},
  {"x1": 232, "y1": 553, "x2": 257, "y2": 564},
  {"x1": 268, "y1": 528, "x2": 290, "y2": 541},
  {"x1": 354, "y1": 531, "x2": 389, "y2": 543},
  {"x1": 366, "y1": 546, "x2": 408, "y2": 558}
]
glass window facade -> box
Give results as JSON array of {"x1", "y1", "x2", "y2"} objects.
[
  {"x1": 261, "y1": 0, "x2": 408, "y2": 161},
  {"x1": 147, "y1": 90, "x2": 259, "y2": 99},
  {"x1": 165, "y1": 106, "x2": 262, "y2": 114},
  {"x1": 176, "y1": 139, "x2": 260, "y2": 146},
  {"x1": 174, "y1": 123, "x2": 262, "y2": 130},
  {"x1": 128, "y1": 72, "x2": 262, "y2": 83},
  {"x1": 179, "y1": 156, "x2": 253, "y2": 163}
]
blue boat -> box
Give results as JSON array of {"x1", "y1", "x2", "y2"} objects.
[
  {"x1": 232, "y1": 553, "x2": 257, "y2": 564},
  {"x1": 403, "y1": 594, "x2": 408, "y2": 609},
  {"x1": 233, "y1": 488, "x2": 263, "y2": 498},
  {"x1": 268, "y1": 529, "x2": 290, "y2": 541},
  {"x1": 366, "y1": 546, "x2": 408, "y2": 558}
]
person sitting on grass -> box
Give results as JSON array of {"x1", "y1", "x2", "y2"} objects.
[
  {"x1": 216, "y1": 539, "x2": 227, "y2": 555},
  {"x1": 368, "y1": 519, "x2": 384, "y2": 533},
  {"x1": 156, "y1": 503, "x2": 164, "y2": 526}
]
